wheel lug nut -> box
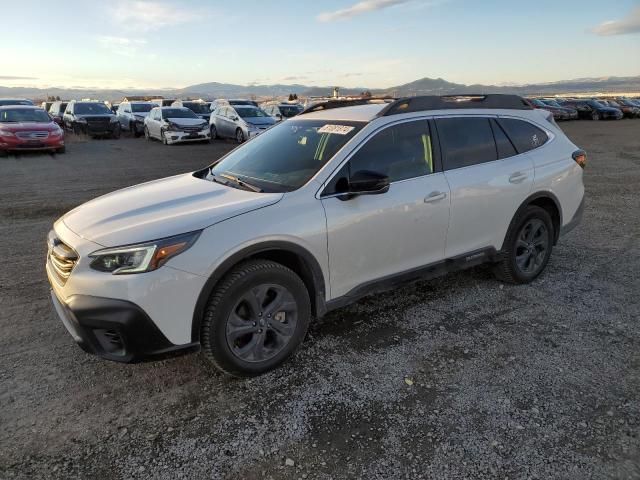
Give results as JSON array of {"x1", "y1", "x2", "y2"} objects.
[{"x1": 252, "y1": 322, "x2": 256, "y2": 326}]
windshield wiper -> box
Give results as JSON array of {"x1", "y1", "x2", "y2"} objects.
[{"x1": 218, "y1": 173, "x2": 263, "y2": 193}]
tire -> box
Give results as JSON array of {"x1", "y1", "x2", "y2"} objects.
[
  {"x1": 111, "y1": 124, "x2": 121, "y2": 139},
  {"x1": 56, "y1": 146, "x2": 66, "y2": 154},
  {"x1": 493, "y1": 205, "x2": 554, "y2": 284},
  {"x1": 73, "y1": 123, "x2": 83, "y2": 135},
  {"x1": 130, "y1": 122, "x2": 139, "y2": 137},
  {"x1": 144, "y1": 126, "x2": 150, "y2": 141},
  {"x1": 161, "y1": 128, "x2": 168, "y2": 145},
  {"x1": 0, "y1": 149, "x2": 7, "y2": 157},
  {"x1": 200, "y1": 259, "x2": 311, "y2": 377},
  {"x1": 235, "y1": 128, "x2": 245, "y2": 144},
  {"x1": 591, "y1": 111, "x2": 600, "y2": 121},
  {"x1": 209, "y1": 124, "x2": 217, "y2": 141}
]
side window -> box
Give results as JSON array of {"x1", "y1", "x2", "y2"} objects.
[
  {"x1": 497, "y1": 118, "x2": 548, "y2": 154},
  {"x1": 348, "y1": 120, "x2": 433, "y2": 182},
  {"x1": 490, "y1": 119, "x2": 517, "y2": 159},
  {"x1": 436, "y1": 117, "x2": 497, "y2": 170}
]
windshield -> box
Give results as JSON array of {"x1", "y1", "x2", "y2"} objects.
[
  {"x1": 162, "y1": 108, "x2": 198, "y2": 119},
  {"x1": 74, "y1": 103, "x2": 112, "y2": 115},
  {"x1": 0, "y1": 99, "x2": 33, "y2": 106},
  {"x1": 280, "y1": 106, "x2": 301, "y2": 117},
  {"x1": 132, "y1": 103, "x2": 153, "y2": 113},
  {"x1": 531, "y1": 99, "x2": 546, "y2": 107},
  {"x1": 545, "y1": 100, "x2": 561, "y2": 107},
  {"x1": 210, "y1": 120, "x2": 364, "y2": 192},
  {"x1": 0, "y1": 108, "x2": 51, "y2": 123},
  {"x1": 184, "y1": 102, "x2": 209, "y2": 114},
  {"x1": 587, "y1": 100, "x2": 605, "y2": 108},
  {"x1": 236, "y1": 107, "x2": 269, "y2": 118}
]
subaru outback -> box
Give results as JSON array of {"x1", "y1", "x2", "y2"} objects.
[{"x1": 46, "y1": 95, "x2": 585, "y2": 376}]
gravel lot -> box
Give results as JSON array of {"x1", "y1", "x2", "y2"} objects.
[{"x1": 1, "y1": 122, "x2": 639, "y2": 480}]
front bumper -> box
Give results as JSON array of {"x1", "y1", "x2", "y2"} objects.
[
  {"x1": 51, "y1": 291, "x2": 199, "y2": 363},
  {"x1": 164, "y1": 129, "x2": 210, "y2": 144},
  {"x1": 0, "y1": 135, "x2": 64, "y2": 152}
]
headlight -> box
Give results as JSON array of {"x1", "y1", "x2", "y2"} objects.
[
  {"x1": 200, "y1": 123, "x2": 208, "y2": 130},
  {"x1": 76, "y1": 117, "x2": 87, "y2": 123},
  {"x1": 89, "y1": 231, "x2": 200, "y2": 275},
  {"x1": 109, "y1": 116, "x2": 118, "y2": 123},
  {"x1": 0, "y1": 129, "x2": 15, "y2": 137},
  {"x1": 165, "y1": 122, "x2": 179, "y2": 131}
]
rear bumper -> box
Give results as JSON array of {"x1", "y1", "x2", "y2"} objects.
[
  {"x1": 560, "y1": 197, "x2": 584, "y2": 237},
  {"x1": 51, "y1": 291, "x2": 199, "y2": 363}
]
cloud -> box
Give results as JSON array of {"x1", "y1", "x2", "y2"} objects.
[
  {"x1": 96, "y1": 36, "x2": 148, "y2": 57},
  {"x1": 317, "y1": 0, "x2": 413, "y2": 22},
  {"x1": 109, "y1": 1, "x2": 203, "y2": 31},
  {"x1": 281, "y1": 75, "x2": 309, "y2": 81},
  {"x1": 0, "y1": 76, "x2": 38, "y2": 80},
  {"x1": 591, "y1": 7, "x2": 640, "y2": 36}
]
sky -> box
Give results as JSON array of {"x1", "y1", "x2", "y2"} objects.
[{"x1": 2, "y1": 0, "x2": 640, "y2": 90}]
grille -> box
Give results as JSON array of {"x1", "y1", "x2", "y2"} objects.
[
  {"x1": 181, "y1": 125, "x2": 203, "y2": 132},
  {"x1": 47, "y1": 230, "x2": 78, "y2": 284},
  {"x1": 16, "y1": 131, "x2": 49, "y2": 139}
]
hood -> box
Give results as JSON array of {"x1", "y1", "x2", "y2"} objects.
[
  {"x1": 133, "y1": 111, "x2": 151, "y2": 119},
  {"x1": 166, "y1": 117, "x2": 207, "y2": 126},
  {"x1": 0, "y1": 121, "x2": 57, "y2": 132},
  {"x1": 245, "y1": 117, "x2": 276, "y2": 127},
  {"x1": 62, "y1": 173, "x2": 283, "y2": 246}
]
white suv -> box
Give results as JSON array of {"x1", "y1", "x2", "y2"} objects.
[{"x1": 46, "y1": 95, "x2": 585, "y2": 376}]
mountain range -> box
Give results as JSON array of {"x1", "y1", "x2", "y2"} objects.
[{"x1": 1, "y1": 76, "x2": 639, "y2": 102}]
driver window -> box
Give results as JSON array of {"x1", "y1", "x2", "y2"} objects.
[{"x1": 348, "y1": 120, "x2": 433, "y2": 182}]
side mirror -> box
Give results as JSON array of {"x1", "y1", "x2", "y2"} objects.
[
  {"x1": 276, "y1": 113, "x2": 283, "y2": 120},
  {"x1": 339, "y1": 170, "x2": 390, "y2": 200},
  {"x1": 232, "y1": 116, "x2": 239, "y2": 121}
]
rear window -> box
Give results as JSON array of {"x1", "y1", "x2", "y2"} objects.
[
  {"x1": 490, "y1": 119, "x2": 517, "y2": 159},
  {"x1": 436, "y1": 117, "x2": 497, "y2": 170},
  {"x1": 497, "y1": 118, "x2": 548, "y2": 154}
]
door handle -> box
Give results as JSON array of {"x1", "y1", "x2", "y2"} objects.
[
  {"x1": 424, "y1": 191, "x2": 447, "y2": 203},
  {"x1": 509, "y1": 172, "x2": 529, "y2": 184}
]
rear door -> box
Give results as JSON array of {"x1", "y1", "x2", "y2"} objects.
[
  {"x1": 321, "y1": 119, "x2": 451, "y2": 298},
  {"x1": 436, "y1": 116, "x2": 534, "y2": 258}
]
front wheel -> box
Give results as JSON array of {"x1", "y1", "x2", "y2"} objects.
[
  {"x1": 493, "y1": 206, "x2": 554, "y2": 284},
  {"x1": 144, "y1": 126, "x2": 150, "y2": 141},
  {"x1": 235, "y1": 128, "x2": 245, "y2": 144},
  {"x1": 161, "y1": 128, "x2": 169, "y2": 145},
  {"x1": 200, "y1": 260, "x2": 311, "y2": 377},
  {"x1": 591, "y1": 111, "x2": 600, "y2": 121},
  {"x1": 209, "y1": 124, "x2": 217, "y2": 141},
  {"x1": 111, "y1": 124, "x2": 121, "y2": 139},
  {"x1": 55, "y1": 146, "x2": 66, "y2": 154}
]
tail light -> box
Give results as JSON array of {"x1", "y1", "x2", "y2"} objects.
[{"x1": 572, "y1": 150, "x2": 587, "y2": 169}]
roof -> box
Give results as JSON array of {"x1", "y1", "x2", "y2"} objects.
[
  {"x1": 0, "y1": 105, "x2": 40, "y2": 110},
  {"x1": 297, "y1": 103, "x2": 387, "y2": 122}
]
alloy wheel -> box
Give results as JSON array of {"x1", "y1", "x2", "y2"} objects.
[
  {"x1": 515, "y1": 219, "x2": 549, "y2": 275},
  {"x1": 225, "y1": 284, "x2": 298, "y2": 363}
]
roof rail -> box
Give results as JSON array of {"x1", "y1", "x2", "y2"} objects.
[
  {"x1": 378, "y1": 94, "x2": 532, "y2": 117},
  {"x1": 300, "y1": 97, "x2": 395, "y2": 115}
]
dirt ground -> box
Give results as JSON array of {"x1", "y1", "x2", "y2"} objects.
[{"x1": 1, "y1": 122, "x2": 639, "y2": 480}]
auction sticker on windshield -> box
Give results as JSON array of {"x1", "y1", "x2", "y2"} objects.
[{"x1": 317, "y1": 124, "x2": 356, "y2": 135}]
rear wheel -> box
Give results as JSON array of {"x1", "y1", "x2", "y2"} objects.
[
  {"x1": 200, "y1": 259, "x2": 311, "y2": 377},
  {"x1": 493, "y1": 206, "x2": 554, "y2": 284},
  {"x1": 235, "y1": 128, "x2": 245, "y2": 144}
]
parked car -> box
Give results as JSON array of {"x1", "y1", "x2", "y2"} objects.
[
  {"x1": 40, "y1": 101, "x2": 53, "y2": 112},
  {"x1": 528, "y1": 99, "x2": 571, "y2": 121},
  {"x1": 63, "y1": 101, "x2": 121, "y2": 138},
  {"x1": 171, "y1": 100, "x2": 211, "y2": 122},
  {"x1": 540, "y1": 99, "x2": 579, "y2": 120},
  {"x1": 560, "y1": 99, "x2": 623, "y2": 120},
  {"x1": 151, "y1": 98, "x2": 176, "y2": 107},
  {"x1": 116, "y1": 101, "x2": 156, "y2": 137},
  {"x1": 0, "y1": 98, "x2": 33, "y2": 106},
  {"x1": 143, "y1": 106, "x2": 210, "y2": 145},
  {"x1": 0, "y1": 105, "x2": 65, "y2": 156},
  {"x1": 48, "y1": 101, "x2": 68, "y2": 127},
  {"x1": 261, "y1": 102, "x2": 303, "y2": 121},
  {"x1": 602, "y1": 99, "x2": 639, "y2": 118},
  {"x1": 46, "y1": 94, "x2": 585, "y2": 376},
  {"x1": 209, "y1": 104, "x2": 275, "y2": 143}
]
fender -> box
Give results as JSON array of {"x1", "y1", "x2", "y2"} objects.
[
  {"x1": 190, "y1": 241, "x2": 327, "y2": 343},
  {"x1": 501, "y1": 191, "x2": 563, "y2": 250}
]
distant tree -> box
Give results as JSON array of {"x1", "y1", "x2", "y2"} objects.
[
  {"x1": 360, "y1": 90, "x2": 372, "y2": 98},
  {"x1": 288, "y1": 93, "x2": 295, "y2": 101},
  {"x1": 56, "y1": 95, "x2": 61, "y2": 101}
]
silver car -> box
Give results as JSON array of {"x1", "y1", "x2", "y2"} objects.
[
  {"x1": 143, "y1": 107, "x2": 210, "y2": 145},
  {"x1": 209, "y1": 104, "x2": 275, "y2": 143}
]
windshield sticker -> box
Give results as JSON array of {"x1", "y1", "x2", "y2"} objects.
[{"x1": 318, "y1": 124, "x2": 355, "y2": 135}]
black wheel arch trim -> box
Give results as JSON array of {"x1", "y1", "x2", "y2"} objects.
[
  {"x1": 502, "y1": 191, "x2": 563, "y2": 249},
  {"x1": 191, "y1": 241, "x2": 327, "y2": 343}
]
